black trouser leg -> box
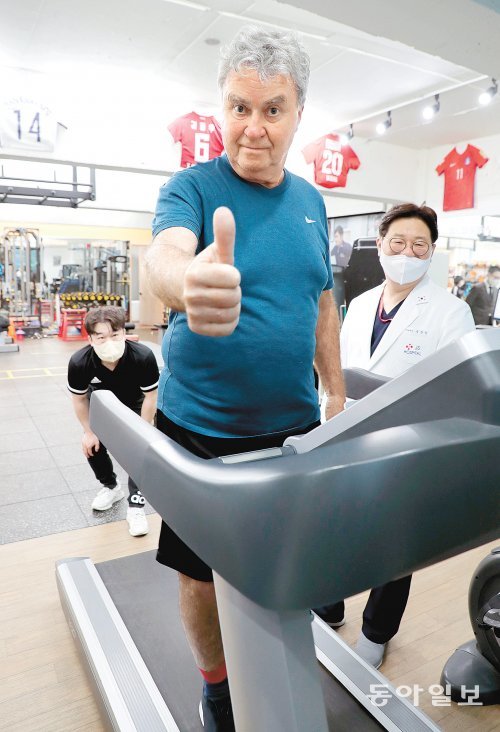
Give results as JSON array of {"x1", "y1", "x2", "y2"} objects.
[
  {"x1": 88, "y1": 444, "x2": 144, "y2": 508},
  {"x1": 87, "y1": 443, "x2": 117, "y2": 487},
  {"x1": 87, "y1": 442, "x2": 146, "y2": 508},
  {"x1": 314, "y1": 600, "x2": 345, "y2": 623},
  {"x1": 361, "y1": 575, "x2": 413, "y2": 644},
  {"x1": 127, "y1": 476, "x2": 145, "y2": 509},
  {"x1": 315, "y1": 575, "x2": 411, "y2": 642}
]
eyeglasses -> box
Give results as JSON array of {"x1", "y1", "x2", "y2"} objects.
[
  {"x1": 91, "y1": 330, "x2": 124, "y2": 344},
  {"x1": 385, "y1": 237, "x2": 431, "y2": 258}
]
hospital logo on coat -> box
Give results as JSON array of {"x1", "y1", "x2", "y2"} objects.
[{"x1": 404, "y1": 343, "x2": 422, "y2": 357}]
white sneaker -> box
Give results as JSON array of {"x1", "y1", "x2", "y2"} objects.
[
  {"x1": 126, "y1": 507, "x2": 149, "y2": 537},
  {"x1": 91, "y1": 482, "x2": 124, "y2": 511}
]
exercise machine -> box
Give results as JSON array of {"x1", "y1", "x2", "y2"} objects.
[
  {"x1": 441, "y1": 547, "x2": 500, "y2": 704},
  {"x1": 343, "y1": 237, "x2": 384, "y2": 308},
  {"x1": 1, "y1": 228, "x2": 42, "y2": 314},
  {"x1": 56, "y1": 328, "x2": 500, "y2": 730},
  {"x1": 92, "y1": 249, "x2": 129, "y2": 298},
  {"x1": 0, "y1": 312, "x2": 19, "y2": 353}
]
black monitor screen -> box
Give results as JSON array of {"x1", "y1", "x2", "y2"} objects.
[
  {"x1": 343, "y1": 238, "x2": 385, "y2": 309},
  {"x1": 493, "y1": 289, "x2": 500, "y2": 321}
]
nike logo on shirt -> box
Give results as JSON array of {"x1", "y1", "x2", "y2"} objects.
[{"x1": 305, "y1": 216, "x2": 316, "y2": 224}]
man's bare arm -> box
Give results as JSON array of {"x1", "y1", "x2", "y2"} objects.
[
  {"x1": 145, "y1": 227, "x2": 198, "y2": 311},
  {"x1": 71, "y1": 393, "x2": 100, "y2": 457},
  {"x1": 140, "y1": 389, "x2": 158, "y2": 424},
  {"x1": 314, "y1": 290, "x2": 346, "y2": 419},
  {"x1": 145, "y1": 208, "x2": 241, "y2": 337}
]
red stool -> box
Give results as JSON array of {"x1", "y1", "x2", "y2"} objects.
[{"x1": 59, "y1": 309, "x2": 88, "y2": 341}]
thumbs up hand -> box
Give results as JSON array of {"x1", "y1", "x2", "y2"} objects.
[
  {"x1": 183, "y1": 207, "x2": 241, "y2": 336},
  {"x1": 212, "y1": 205, "x2": 235, "y2": 266}
]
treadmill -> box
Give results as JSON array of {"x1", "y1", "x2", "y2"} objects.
[{"x1": 56, "y1": 328, "x2": 500, "y2": 731}]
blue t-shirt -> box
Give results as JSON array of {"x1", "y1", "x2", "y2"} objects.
[{"x1": 152, "y1": 154, "x2": 332, "y2": 437}]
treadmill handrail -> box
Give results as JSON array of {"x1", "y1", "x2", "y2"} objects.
[
  {"x1": 89, "y1": 390, "x2": 208, "y2": 475},
  {"x1": 285, "y1": 328, "x2": 500, "y2": 453},
  {"x1": 343, "y1": 367, "x2": 390, "y2": 399},
  {"x1": 90, "y1": 392, "x2": 500, "y2": 609}
]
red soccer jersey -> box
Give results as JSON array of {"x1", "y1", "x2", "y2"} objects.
[
  {"x1": 436, "y1": 144, "x2": 488, "y2": 211},
  {"x1": 302, "y1": 133, "x2": 360, "y2": 188},
  {"x1": 168, "y1": 111, "x2": 224, "y2": 168}
]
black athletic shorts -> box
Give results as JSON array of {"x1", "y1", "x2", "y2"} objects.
[{"x1": 155, "y1": 410, "x2": 320, "y2": 582}]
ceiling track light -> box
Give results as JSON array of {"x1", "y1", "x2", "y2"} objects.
[
  {"x1": 479, "y1": 78, "x2": 498, "y2": 106},
  {"x1": 375, "y1": 111, "x2": 391, "y2": 136},
  {"x1": 339, "y1": 124, "x2": 354, "y2": 145},
  {"x1": 422, "y1": 93, "x2": 440, "y2": 120}
]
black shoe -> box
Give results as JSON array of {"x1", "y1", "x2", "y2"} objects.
[
  {"x1": 313, "y1": 605, "x2": 345, "y2": 628},
  {"x1": 199, "y1": 694, "x2": 235, "y2": 731}
]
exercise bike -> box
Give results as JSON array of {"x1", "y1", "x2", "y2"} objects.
[{"x1": 442, "y1": 547, "x2": 500, "y2": 704}]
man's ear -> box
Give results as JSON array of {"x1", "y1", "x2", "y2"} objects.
[{"x1": 296, "y1": 106, "x2": 303, "y2": 129}]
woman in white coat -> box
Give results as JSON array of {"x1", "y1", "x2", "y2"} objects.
[{"x1": 316, "y1": 203, "x2": 475, "y2": 669}]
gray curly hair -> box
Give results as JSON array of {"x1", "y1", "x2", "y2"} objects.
[{"x1": 218, "y1": 26, "x2": 310, "y2": 108}]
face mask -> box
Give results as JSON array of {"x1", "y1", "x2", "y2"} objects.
[
  {"x1": 488, "y1": 277, "x2": 500, "y2": 288},
  {"x1": 92, "y1": 338, "x2": 126, "y2": 362},
  {"x1": 379, "y1": 250, "x2": 431, "y2": 285}
]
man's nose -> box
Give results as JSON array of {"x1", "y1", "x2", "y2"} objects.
[
  {"x1": 400, "y1": 242, "x2": 424, "y2": 258},
  {"x1": 244, "y1": 112, "x2": 266, "y2": 138}
]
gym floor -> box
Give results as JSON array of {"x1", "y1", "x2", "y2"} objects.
[
  {"x1": 0, "y1": 334, "x2": 498, "y2": 731},
  {"x1": 0, "y1": 333, "x2": 158, "y2": 545}
]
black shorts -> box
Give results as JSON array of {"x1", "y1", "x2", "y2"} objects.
[{"x1": 155, "y1": 410, "x2": 320, "y2": 582}]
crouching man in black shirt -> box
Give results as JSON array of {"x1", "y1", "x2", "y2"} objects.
[{"x1": 67, "y1": 306, "x2": 159, "y2": 536}]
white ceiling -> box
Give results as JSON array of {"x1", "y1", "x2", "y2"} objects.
[{"x1": 0, "y1": 0, "x2": 499, "y2": 150}]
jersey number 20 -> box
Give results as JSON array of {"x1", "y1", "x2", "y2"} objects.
[{"x1": 321, "y1": 150, "x2": 343, "y2": 176}]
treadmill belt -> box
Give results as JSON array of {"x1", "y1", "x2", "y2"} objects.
[
  {"x1": 319, "y1": 664, "x2": 384, "y2": 730},
  {"x1": 97, "y1": 551, "x2": 202, "y2": 731},
  {"x1": 97, "y1": 552, "x2": 383, "y2": 732}
]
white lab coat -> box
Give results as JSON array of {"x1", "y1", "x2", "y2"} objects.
[{"x1": 341, "y1": 275, "x2": 476, "y2": 378}]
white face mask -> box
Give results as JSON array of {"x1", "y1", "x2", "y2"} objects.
[
  {"x1": 92, "y1": 338, "x2": 126, "y2": 363},
  {"x1": 379, "y1": 250, "x2": 431, "y2": 285}
]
